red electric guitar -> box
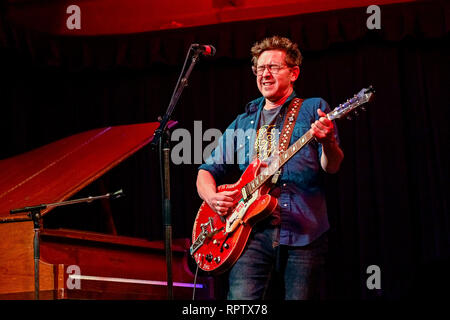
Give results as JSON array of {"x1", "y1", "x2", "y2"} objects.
[{"x1": 191, "y1": 86, "x2": 375, "y2": 274}]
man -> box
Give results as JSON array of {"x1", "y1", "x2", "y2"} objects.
[{"x1": 196, "y1": 36, "x2": 344, "y2": 299}]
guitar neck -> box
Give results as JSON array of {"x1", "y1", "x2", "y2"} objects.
[
  {"x1": 244, "y1": 86, "x2": 375, "y2": 196},
  {"x1": 245, "y1": 130, "x2": 314, "y2": 195},
  {"x1": 279, "y1": 130, "x2": 314, "y2": 167}
]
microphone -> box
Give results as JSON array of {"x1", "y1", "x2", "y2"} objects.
[{"x1": 192, "y1": 44, "x2": 216, "y2": 56}]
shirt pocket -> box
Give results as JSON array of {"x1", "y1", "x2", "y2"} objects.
[
  {"x1": 290, "y1": 125, "x2": 320, "y2": 163},
  {"x1": 292, "y1": 124, "x2": 309, "y2": 141},
  {"x1": 236, "y1": 136, "x2": 254, "y2": 168}
]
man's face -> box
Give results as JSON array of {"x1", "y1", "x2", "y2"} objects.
[{"x1": 255, "y1": 50, "x2": 299, "y2": 103}]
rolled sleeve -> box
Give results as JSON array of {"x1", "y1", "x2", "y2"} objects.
[{"x1": 198, "y1": 119, "x2": 238, "y2": 182}]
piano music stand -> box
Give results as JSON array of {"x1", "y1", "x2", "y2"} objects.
[{"x1": 10, "y1": 190, "x2": 123, "y2": 300}]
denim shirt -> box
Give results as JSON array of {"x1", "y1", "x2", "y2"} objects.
[{"x1": 199, "y1": 92, "x2": 339, "y2": 246}]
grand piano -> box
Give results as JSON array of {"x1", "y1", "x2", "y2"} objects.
[{"x1": 0, "y1": 122, "x2": 215, "y2": 299}]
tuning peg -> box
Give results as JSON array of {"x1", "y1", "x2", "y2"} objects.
[
  {"x1": 361, "y1": 106, "x2": 366, "y2": 111},
  {"x1": 354, "y1": 111, "x2": 359, "y2": 117},
  {"x1": 347, "y1": 115, "x2": 352, "y2": 120}
]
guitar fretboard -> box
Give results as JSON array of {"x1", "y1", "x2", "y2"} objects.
[{"x1": 242, "y1": 86, "x2": 374, "y2": 198}]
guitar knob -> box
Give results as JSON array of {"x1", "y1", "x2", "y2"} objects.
[
  {"x1": 214, "y1": 257, "x2": 221, "y2": 263},
  {"x1": 205, "y1": 254, "x2": 213, "y2": 262},
  {"x1": 223, "y1": 243, "x2": 229, "y2": 249}
]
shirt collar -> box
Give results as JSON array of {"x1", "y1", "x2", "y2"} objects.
[{"x1": 245, "y1": 91, "x2": 298, "y2": 114}]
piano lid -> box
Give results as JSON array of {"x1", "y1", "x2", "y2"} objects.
[{"x1": 0, "y1": 122, "x2": 172, "y2": 221}]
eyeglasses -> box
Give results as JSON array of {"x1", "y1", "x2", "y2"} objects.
[{"x1": 252, "y1": 64, "x2": 290, "y2": 76}]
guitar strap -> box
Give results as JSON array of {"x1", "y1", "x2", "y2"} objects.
[
  {"x1": 279, "y1": 97, "x2": 303, "y2": 152},
  {"x1": 271, "y1": 97, "x2": 303, "y2": 184}
]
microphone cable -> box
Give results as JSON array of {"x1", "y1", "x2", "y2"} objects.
[{"x1": 192, "y1": 263, "x2": 200, "y2": 300}]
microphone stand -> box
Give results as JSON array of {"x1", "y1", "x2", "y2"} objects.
[
  {"x1": 9, "y1": 189, "x2": 124, "y2": 300},
  {"x1": 150, "y1": 45, "x2": 202, "y2": 300}
]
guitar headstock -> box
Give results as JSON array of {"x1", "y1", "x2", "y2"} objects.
[{"x1": 327, "y1": 86, "x2": 375, "y2": 121}]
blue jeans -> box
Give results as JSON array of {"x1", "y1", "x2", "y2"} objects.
[{"x1": 227, "y1": 224, "x2": 328, "y2": 300}]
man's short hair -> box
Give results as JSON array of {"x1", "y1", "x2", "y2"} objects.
[{"x1": 251, "y1": 36, "x2": 303, "y2": 67}]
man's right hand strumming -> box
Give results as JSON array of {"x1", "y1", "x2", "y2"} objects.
[{"x1": 196, "y1": 169, "x2": 239, "y2": 216}]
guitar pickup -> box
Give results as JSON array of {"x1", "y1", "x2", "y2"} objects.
[
  {"x1": 271, "y1": 170, "x2": 281, "y2": 184},
  {"x1": 241, "y1": 187, "x2": 247, "y2": 200}
]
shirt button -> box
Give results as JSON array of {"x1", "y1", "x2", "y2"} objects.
[
  {"x1": 283, "y1": 183, "x2": 287, "y2": 187},
  {"x1": 250, "y1": 121, "x2": 254, "y2": 124},
  {"x1": 283, "y1": 204, "x2": 288, "y2": 207}
]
